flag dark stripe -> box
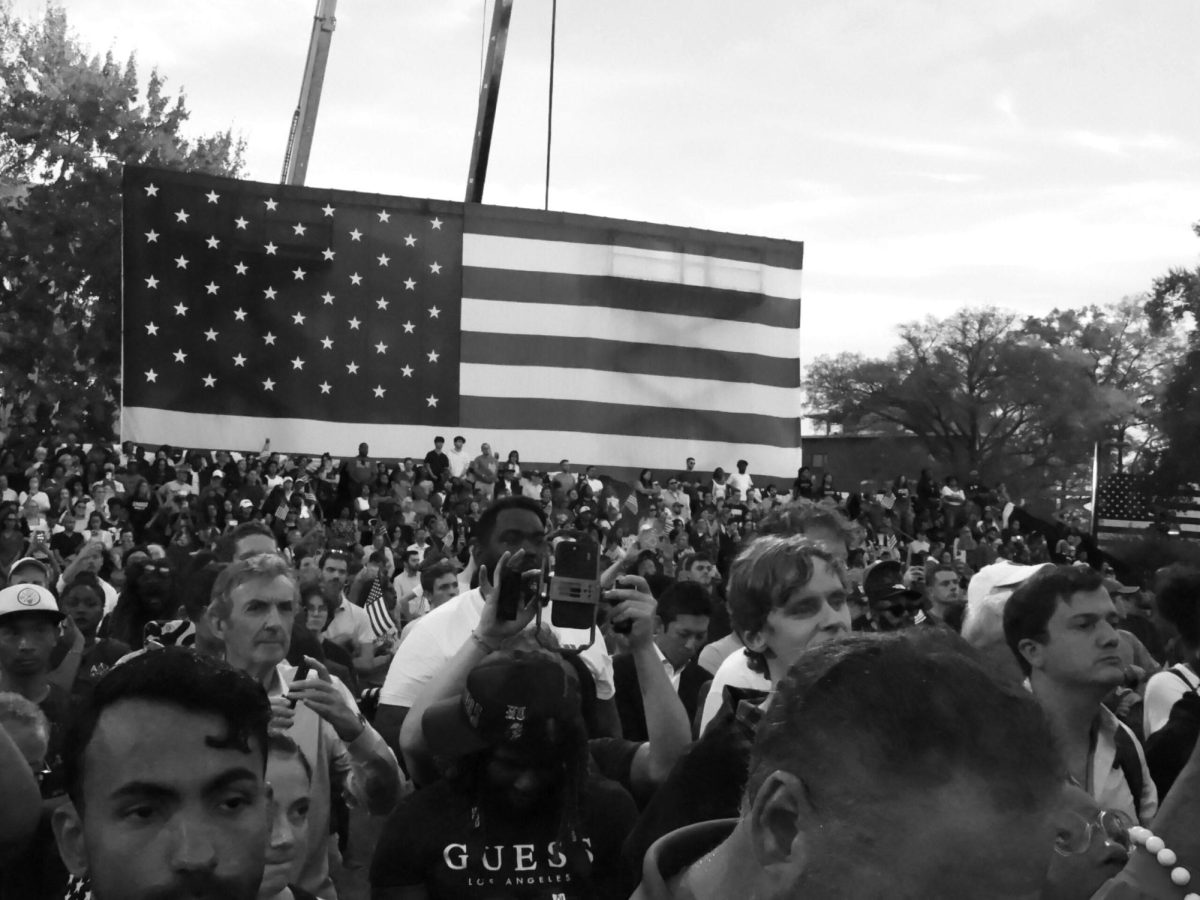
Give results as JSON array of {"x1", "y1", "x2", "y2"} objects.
[
  {"x1": 466, "y1": 204, "x2": 804, "y2": 270},
  {"x1": 460, "y1": 332, "x2": 800, "y2": 388},
  {"x1": 460, "y1": 397, "x2": 801, "y2": 446},
  {"x1": 462, "y1": 267, "x2": 800, "y2": 329}
]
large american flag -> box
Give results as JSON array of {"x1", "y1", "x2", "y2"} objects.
[
  {"x1": 121, "y1": 167, "x2": 803, "y2": 475},
  {"x1": 1095, "y1": 472, "x2": 1200, "y2": 544}
]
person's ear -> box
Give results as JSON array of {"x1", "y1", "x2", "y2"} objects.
[
  {"x1": 742, "y1": 624, "x2": 772, "y2": 657},
  {"x1": 1018, "y1": 637, "x2": 1046, "y2": 671},
  {"x1": 653, "y1": 615, "x2": 666, "y2": 636},
  {"x1": 747, "y1": 770, "x2": 811, "y2": 888},
  {"x1": 51, "y1": 801, "x2": 89, "y2": 877},
  {"x1": 209, "y1": 606, "x2": 229, "y2": 642}
]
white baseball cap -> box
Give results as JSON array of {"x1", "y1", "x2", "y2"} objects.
[{"x1": 0, "y1": 584, "x2": 64, "y2": 622}]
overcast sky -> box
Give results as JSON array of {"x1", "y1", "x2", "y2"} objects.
[{"x1": 18, "y1": 0, "x2": 1200, "y2": 369}]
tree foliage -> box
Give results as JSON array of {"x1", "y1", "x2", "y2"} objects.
[
  {"x1": 806, "y1": 304, "x2": 1178, "y2": 499},
  {"x1": 1142, "y1": 220, "x2": 1200, "y2": 491},
  {"x1": 0, "y1": 2, "x2": 244, "y2": 444},
  {"x1": 1023, "y1": 297, "x2": 1185, "y2": 474}
]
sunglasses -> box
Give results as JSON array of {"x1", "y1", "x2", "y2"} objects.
[
  {"x1": 1054, "y1": 809, "x2": 1132, "y2": 856},
  {"x1": 878, "y1": 599, "x2": 923, "y2": 616}
]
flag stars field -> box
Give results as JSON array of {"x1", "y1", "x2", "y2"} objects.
[{"x1": 124, "y1": 167, "x2": 468, "y2": 436}]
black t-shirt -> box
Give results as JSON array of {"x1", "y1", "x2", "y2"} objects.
[
  {"x1": 424, "y1": 450, "x2": 450, "y2": 479},
  {"x1": 371, "y1": 773, "x2": 636, "y2": 899},
  {"x1": 50, "y1": 529, "x2": 83, "y2": 561}
]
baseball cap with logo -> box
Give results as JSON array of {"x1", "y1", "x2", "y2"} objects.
[
  {"x1": 0, "y1": 584, "x2": 64, "y2": 623},
  {"x1": 421, "y1": 650, "x2": 582, "y2": 759}
]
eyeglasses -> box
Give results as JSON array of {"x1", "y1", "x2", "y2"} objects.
[{"x1": 1054, "y1": 809, "x2": 1132, "y2": 856}]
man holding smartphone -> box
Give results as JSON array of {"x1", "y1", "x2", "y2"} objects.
[{"x1": 375, "y1": 496, "x2": 618, "y2": 757}]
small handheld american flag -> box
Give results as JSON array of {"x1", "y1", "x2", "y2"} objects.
[{"x1": 364, "y1": 575, "x2": 397, "y2": 638}]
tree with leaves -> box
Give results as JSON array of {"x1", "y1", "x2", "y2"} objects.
[
  {"x1": 805, "y1": 306, "x2": 1145, "y2": 503},
  {"x1": 1144, "y1": 220, "x2": 1200, "y2": 492},
  {"x1": 0, "y1": 2, "x2": 244, "y2": 445},
  {"x1": 1024, "y1": 297, "x2": 1185, "y2": 477}
]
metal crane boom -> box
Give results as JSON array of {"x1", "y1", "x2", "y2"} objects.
[{"x1": 281, "y1": 0, "x2": 338, "y2": 186}]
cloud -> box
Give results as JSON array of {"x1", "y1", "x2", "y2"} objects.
[
  {"x1": 822, "y1": 131, "x2": 1009, "y2": 163},
  {"x1": 994, "y1": 91, "x2": 1019, "y2": 125},
  {"x1": 914, "y1": 172, "x2": 985, "y2": 184},
  {"x1": 1061, "y1": 130, "x2": 1191, "y2": 156}
]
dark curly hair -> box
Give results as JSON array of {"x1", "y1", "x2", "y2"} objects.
[{"x1": 64, "y1": 648, "x2": 270, "y2": 811}]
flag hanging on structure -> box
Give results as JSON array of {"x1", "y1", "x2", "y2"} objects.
[
  {"x1": 1094, "y1": 472, "x2": 1200, "y2": 545},
  {"x1": 121, "y1": 166, "x2": 803, "y2": 476}
]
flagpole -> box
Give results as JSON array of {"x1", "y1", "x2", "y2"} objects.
[
  {"x1": 1089, "y1": 439, "x2": 1099, "y2": 537},
  {"x1": 545, "y1": 0, "x2": 557, "y2": 211}
]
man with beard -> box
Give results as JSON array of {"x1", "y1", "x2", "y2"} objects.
[
  {"x1": 103, "y1": 556, "x2": 176, "y2": 650},
  {"x1": 371, "y1": 649, "x2": 636, "y2": 899},
  {"x1": 375, "y1": 496, "x2": 618, "y2": 753},
  {"x1": 862, "y1": 558, "x2": 924, "y2": 632},
  {"x1": 51, "y1": 649, "x2": 272, "y2": 900}
]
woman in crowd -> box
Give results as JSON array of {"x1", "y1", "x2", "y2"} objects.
[{"x1": 260, "y1": 734, "x2": 320, "y2": 900}]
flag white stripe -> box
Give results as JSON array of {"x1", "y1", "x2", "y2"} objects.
[
  {"x1": 367, "y1": 598, "x2": 395, "y2": 637},
  {"x1": 461, "y1": 298, "x2": 799, "y2": 359},
  {"x1": 459, "y1": 364, "x2": 798, "y2": 416},
  {"x1": 463, "y1": 233, "x2": 803, "y2": 300},
  {"x1": 121, "y1": 407, "x2": 802, "y2": 477}
]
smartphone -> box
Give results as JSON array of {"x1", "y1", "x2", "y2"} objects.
[
  {"x1": 549, "y1": 539, "x2": 601, "y2": 630},
  {"x1": 497, "y1": 565, "x2": 542, "y2": 621},
  {"x1": 910, "y1": 550, "x2": 928, "y2": 567},
  {"x1": 287, "y1": 660, "x2": 311, "y2": 709}
]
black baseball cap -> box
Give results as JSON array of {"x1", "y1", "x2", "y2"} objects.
[{"x1": 422, "y1": 650, "x2": 582, "y2": 759}]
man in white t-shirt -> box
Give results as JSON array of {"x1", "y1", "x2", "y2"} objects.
[
  {"x1": 445, "y1": 435, "x2": 470, "y2": 480},
  {"x1": 727, "y1": 459, "x2": 753, "y2": 497},
  {"x1": 375, "y1": 496, "x2": 617, "y2": 753}
]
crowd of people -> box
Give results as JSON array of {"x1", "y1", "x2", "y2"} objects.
[{"x1": 1, "y1": 432, "x2": 1199, "y2": 900}]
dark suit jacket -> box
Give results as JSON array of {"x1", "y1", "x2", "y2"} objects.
[{"x1": 613, "y1": 650, "x2": 708, "y2": 742}]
